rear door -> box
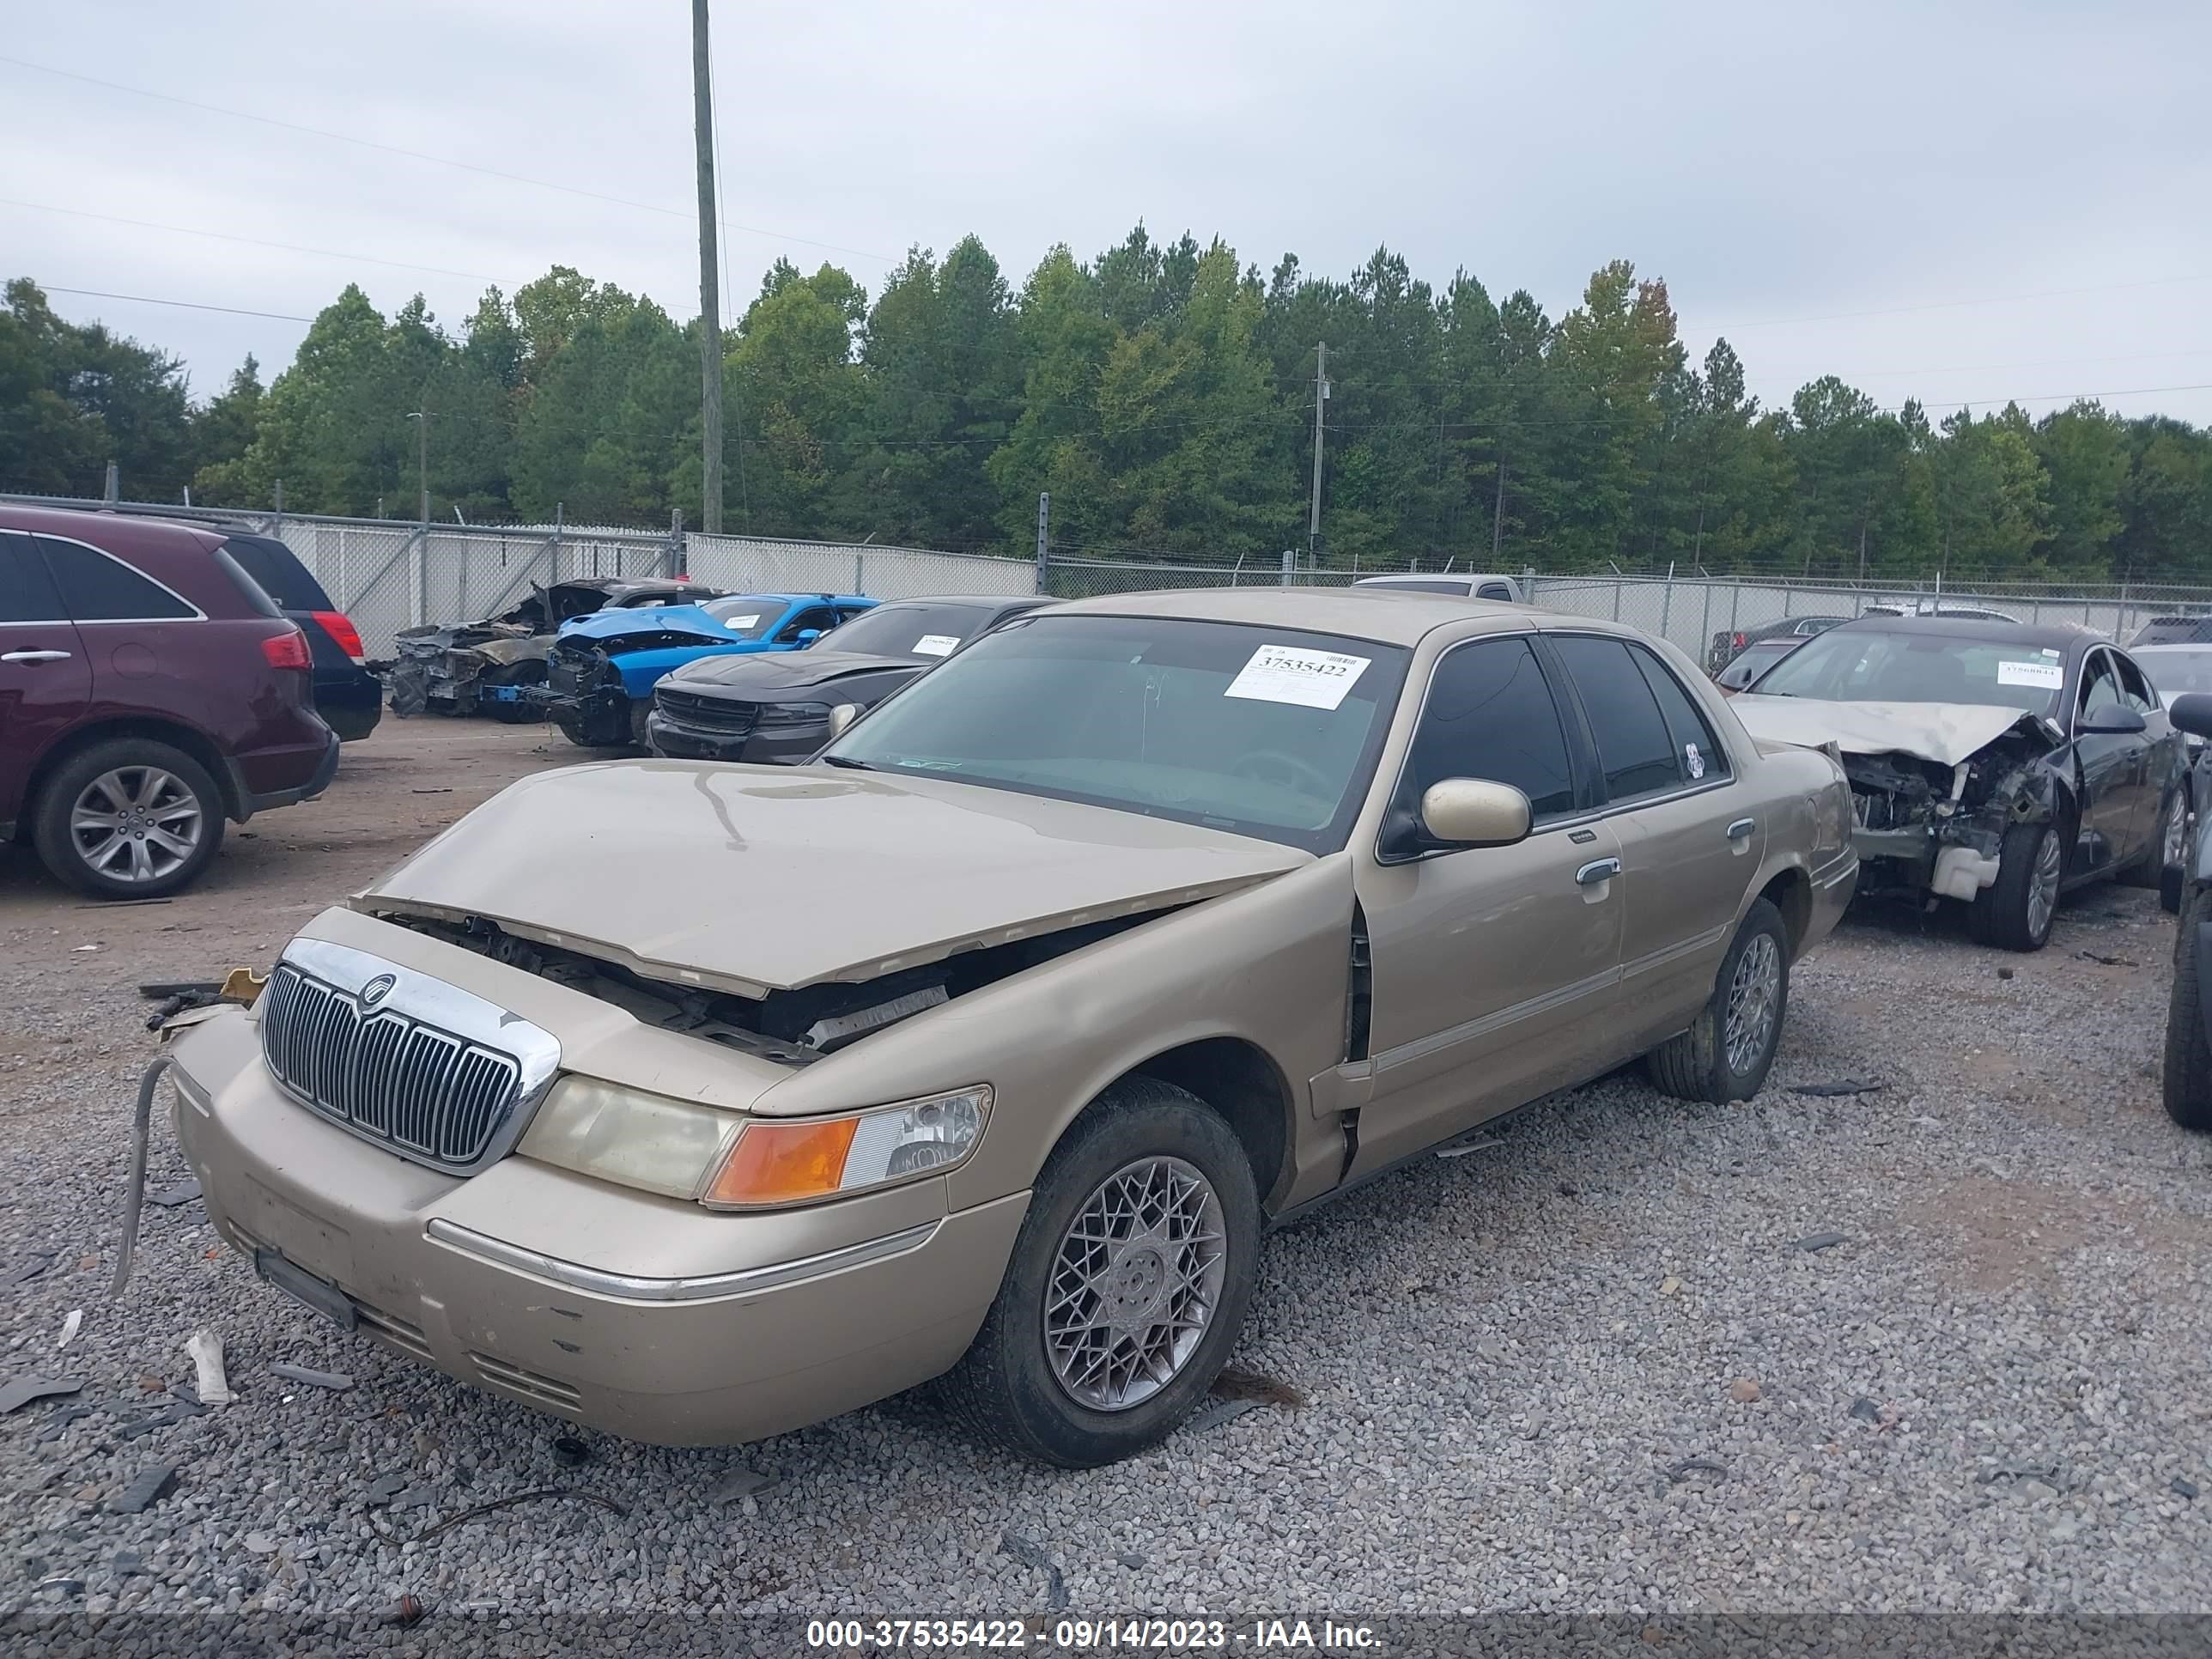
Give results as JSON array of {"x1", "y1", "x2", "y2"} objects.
[
  {"x1": 0, "y1": 531, "x2": 92, "y2": 824},
  {"x1": 1547, "y1": 632, "x2": 1756, "y2": 1044}
]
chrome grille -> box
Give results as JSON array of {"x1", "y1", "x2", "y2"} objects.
[{"x1": 258, "y1": 944, "x2": 556, "y2": 1175}]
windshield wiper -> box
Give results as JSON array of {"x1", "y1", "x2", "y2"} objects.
[{"x1": 817, "y1": 754, "x2": 874, "y2": 771}]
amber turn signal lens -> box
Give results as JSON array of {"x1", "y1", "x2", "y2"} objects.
[{"x1": 705, "y1": 1118, "x2": 860, "y2": 1206}]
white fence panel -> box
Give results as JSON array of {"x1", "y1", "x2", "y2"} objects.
[{"x1": 684, "y1": 535, "x2": 1036, "y2": 601}]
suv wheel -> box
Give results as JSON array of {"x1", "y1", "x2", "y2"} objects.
[
  {"x1": 1969, "y1": 817, "x2": 2064, "y2": 951},
  {"x1": 32, "y1": 739, "x2": 225, "y2": 900},
  {"x1": 943, "y1": 1077, "x2": 1261, "y2": 1468},
  {"x1": 1647, "y1": 897, "x2": 1790, "y2": 1103}
]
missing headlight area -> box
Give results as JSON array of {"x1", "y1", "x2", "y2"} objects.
[
  {"x1": 373, "y1": 909, "x2": 1161, "y2": 1062},
  {"x1": 1844, "y1": 722, "x2": 2059, "y2": 902}
]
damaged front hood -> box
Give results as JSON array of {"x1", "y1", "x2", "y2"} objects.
[
  {"x1": 1729, "y1": 696, "x2": 2055, "y2": 767},
  {"x1": 356, "y1": 762, "x2": 1310, "y2": 995},
  {"x1": 557, "y1": 603, "x2": 742, "y2": 646}
]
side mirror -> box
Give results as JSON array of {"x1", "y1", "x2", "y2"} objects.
[
  {"x1": 2077, "y1": 704, "x2": 2148, "y2": 737},
  {"x1": 793, "y1": 629, "x2": 823, "y2": 647},
  {"x1": 2172, "y1": 694, "x2": 2212, "y2": 743},
  {"x1": 824, "y1": 703, "x2": 860, "y2": 740},
  {"x1": 1419, "y1": 779, "x2": 1532, "y2": 848}
]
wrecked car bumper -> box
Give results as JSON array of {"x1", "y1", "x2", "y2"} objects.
[
  {"x1": 164, "y1": 1008, "x2": 1025, "y2": 1446},
  {"x1": 1850, "y1": 819, "x2": 2007, "y2": 902}
]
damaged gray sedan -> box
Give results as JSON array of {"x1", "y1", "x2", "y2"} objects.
[{"x1": 1733, "y1": 615, "x2": 2185, "y2": 951}]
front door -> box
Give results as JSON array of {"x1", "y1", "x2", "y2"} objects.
[
  {"x1": 0, "y1": 531, "x2": 92, "y2": 824},
  {"x1": 1546, "y1": 633, "x2": 1757, "y2": 1043},
  {"x1": 1352, "y1": 635, "x2": 1625, "y2": 1175},
  {"x1": 2073, "y1": 647, "x2": 2148, "y2": 874}
]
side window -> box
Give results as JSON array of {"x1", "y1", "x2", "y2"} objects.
[
  {"x1": 2114, "y1": 653, "x2": 2155, "y2": 712},
  {"x1": 36, "y1": 537, "x2": 195, "y2": 622},
  {"x1": 778, "y1": 605, "x2": 836, "y2": 641},
  {"x1": 1550, "y1": 635, "x2": 1684, "y2": 802},
  {"x1": 1402, "y1": 638, "x2": 1577, "y2": 822},
  {"x1": 1476, "y1": 581, "x2": 1514, "y2": 602},
  {"x1": 2079, "y1": 650, "x2": 2121, "y2": 715},
  {"x1": 0, "y1": 534, "x2": 69, "y2": 623},
  {"x1": 1629, "y1": 643, "x2": 1731, "y2": 782}
]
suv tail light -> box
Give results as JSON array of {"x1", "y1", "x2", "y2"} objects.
[
  {"x1": 310, "y1": 611, "x2": 366, "y2": 662},
  {"x1": 261, "y1": 628, "x2": 312, "y2": 672},
  {"x1": 1731, "y1": 632, "x2": 1747, "y2": 649}
]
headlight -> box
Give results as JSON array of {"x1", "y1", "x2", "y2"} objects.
[
  {"x1": 519, "y1": 1077, "x2": 744, "y2": 1200},
  {"x1": 755, "y1": 700, "x2": 832, "y2": 728},
  {"x1": 702, "y1": 1085, "x2": 991, "y2": 1209}
]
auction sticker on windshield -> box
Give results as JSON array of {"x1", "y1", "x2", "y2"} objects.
[
  {"x1": 723, "y1": 615, "x2": 761, "y2": 631},
  {"x1": 912, "y1": 635, "x2": 960, "y2": 657},
  {"x1": 1996, "y1": 659, "x2": 2064, "y2": 689},
  {"x1": 1224, "y1": 644, "x2": 1372, "y2": 710}
]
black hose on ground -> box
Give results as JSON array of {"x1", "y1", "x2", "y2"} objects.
[{"x1": 112, "y1": 1054, "x2": 173, "y2": 1297}]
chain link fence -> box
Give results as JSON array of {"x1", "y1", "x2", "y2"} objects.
[{"x1": 9, "y1": 491, "x2": 2205, "y2": 664}]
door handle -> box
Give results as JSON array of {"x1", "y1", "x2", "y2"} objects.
[
  {"x1": 0, "y1": 649, "x2": 72, "y2": 665},
  {"x1": 1575, "y1": 857, "x2": 1622, "y2": 887},
  {"x1": 1726, "y1": 816, "x2": 1757, "y2": 840}
]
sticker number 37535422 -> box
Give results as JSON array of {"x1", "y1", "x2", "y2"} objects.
[{"x1": 1224, "y1": 645, "x2": 1374, "y2": 710}]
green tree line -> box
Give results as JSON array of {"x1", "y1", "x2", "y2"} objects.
[{"x1": 7, "y1": 232, "x2": 2212, "y2": 584}]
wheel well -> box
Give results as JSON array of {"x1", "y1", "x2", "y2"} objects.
[
  {"x1": 1759, "y1": 866, "x2": 1812, "y2": 957},
  {"x1": 20, "y1": 719, "x2": 240, "y2": 832},
  {"x1": 1128, "y1": 1037, "x2": 1291, "y2": 1206}
]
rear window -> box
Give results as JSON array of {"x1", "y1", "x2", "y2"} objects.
[
  {"x1": 816, "y1": 601, "x2": 996, "y2": 659},
  {"x1": 36, "y1": 536, "x2": 196, "y2": 622},
  {"x1": 217, "y1": 535, "x2": 333, "y2": 611}
]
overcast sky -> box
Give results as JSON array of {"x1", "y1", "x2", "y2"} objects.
[{"x1": 9, "y1": 0, "x2": 2211, "y2": 427}]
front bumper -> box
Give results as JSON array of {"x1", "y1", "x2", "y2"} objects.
[{"x1": 165, "y1": 1009, "x2": 1026, "y2": 1445}]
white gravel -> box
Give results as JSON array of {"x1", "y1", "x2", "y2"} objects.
[{"x1": 5, "y1": 875, "x2": 2212, "y2": 1630}]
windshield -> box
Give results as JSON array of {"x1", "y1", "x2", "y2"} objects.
[
  {"x1": 2140, "y1": 647, "x2": 2212, "y2": 698},
  {"x1": 817, "y1": 601, "x2": 999, "y2": 659},
  {"x1": 1750, "y1": 627, "x2": 2067, "y2": 714},
  {"x1": 821, "y1": 615, "x2": 1409, "y2": 852},
  {"x1": 697, "y1": 596, "x2": 785, "y2": 638}
]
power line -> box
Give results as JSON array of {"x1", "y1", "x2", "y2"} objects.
[
  {"x1": 0, "y1": 51, "x2": 895, "y2": 266},
  {"x1": 40, "y1": 285, "x2": 315, "y2": 323},
  {"x1": 2, "y1": 196, "x2": 509, "y2": 285},
  {"x1": 1711, "y1": 272, "x2": 2212, "y2": 331}
]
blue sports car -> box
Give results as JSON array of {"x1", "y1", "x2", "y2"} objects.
[{"x1": 537, "y1": 591, "x2": 877, "y2": 746}]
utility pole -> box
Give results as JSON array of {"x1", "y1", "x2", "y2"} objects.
[
  {"x1": 1307, "y1": 343, "x2": 1328, "y2": 568},
  {"x1": 1491, "y1": 459, "x2": 1506, "y2": 563},
  {"x1": 407, "y1": 410, "x2": 429, "y2": 524},
  {"x1": 692, "y1": 0, "x2": 724, "y2": 534}
]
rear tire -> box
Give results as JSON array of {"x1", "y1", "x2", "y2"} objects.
[
  {"x1": 31, "y1": 738, "x2": 226, "y2": 900},
  {"x1": 1969, "y1": 817, "x2": 2064, "y2": 952},
  {"x1": 2128, "y1": 789, "x2": 2186, "y2": 891},
  {"x1": 941, "y1": 1077, "x2": 1261, "y2": 1468},
  {"x1": 2163, "y1": 886, "x2": 2212, "y2": 1132},
  {"x1": 1647, "y1": 898, "x2": 1790, "y2": 1103}
]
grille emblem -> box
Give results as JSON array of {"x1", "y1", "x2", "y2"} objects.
[{"x1": 361, "y1": 973, "x2": 397, "y2": 1006}]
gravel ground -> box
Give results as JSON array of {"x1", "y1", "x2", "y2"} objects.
[{"x1": 4, "y1": 717, "x2": 2212, "y2": 1627}]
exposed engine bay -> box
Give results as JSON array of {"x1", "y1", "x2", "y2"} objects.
[
  {"x1": 372, "y1": 908, "x2": 1164, "y2": 1064},
  {"x1": 1839, "y1": 723, "x2": 2061, "y2": 901}
]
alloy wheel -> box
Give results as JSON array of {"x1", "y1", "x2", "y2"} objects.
[
  {"x1": 69, "y1": 767, "x2": 204, "y2": 885},
  {"x1": 1042, "y1": 1156, "x2": 1227, "y2": 1412},
  {"x1": 2028, "y1": 826, "x2": 2063, "y2": 940},
  {"x1": 2165, "y1": 793, "x2": 2190, "y2": 871}
]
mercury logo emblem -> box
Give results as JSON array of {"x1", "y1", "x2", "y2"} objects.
[{"x1": 360, "y1": 973, "x2": 398, "y2": 1007}]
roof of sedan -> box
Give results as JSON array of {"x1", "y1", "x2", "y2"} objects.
[
  {"x1": 1826, "y1": 612, "x2": 2100, "y2": 653},
  {"x1": 1046, "y1": 584, "x2": 1550, "y2": 646}
]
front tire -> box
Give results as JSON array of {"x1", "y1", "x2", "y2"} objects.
[
  {"x1": 2163, "y1": 886, "x2": 2212, "y2": 1132},
  {"x1": 1970, "y1": 817, "x2": 2064, "y2": 952},
  {"x1": 1647, "y1": 897, "x2": 1790, "y2": 1103},
  {"x1": 31, "y1": 739, "x2": 225, "y2": 900},
  {"x1": 942, "y1": 1077, "x2": 1261, "y2": 1468}
]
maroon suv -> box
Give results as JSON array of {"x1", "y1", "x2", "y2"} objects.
[{"x1": 1, "y1": 507, "x2": 338, "y2": 899}]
